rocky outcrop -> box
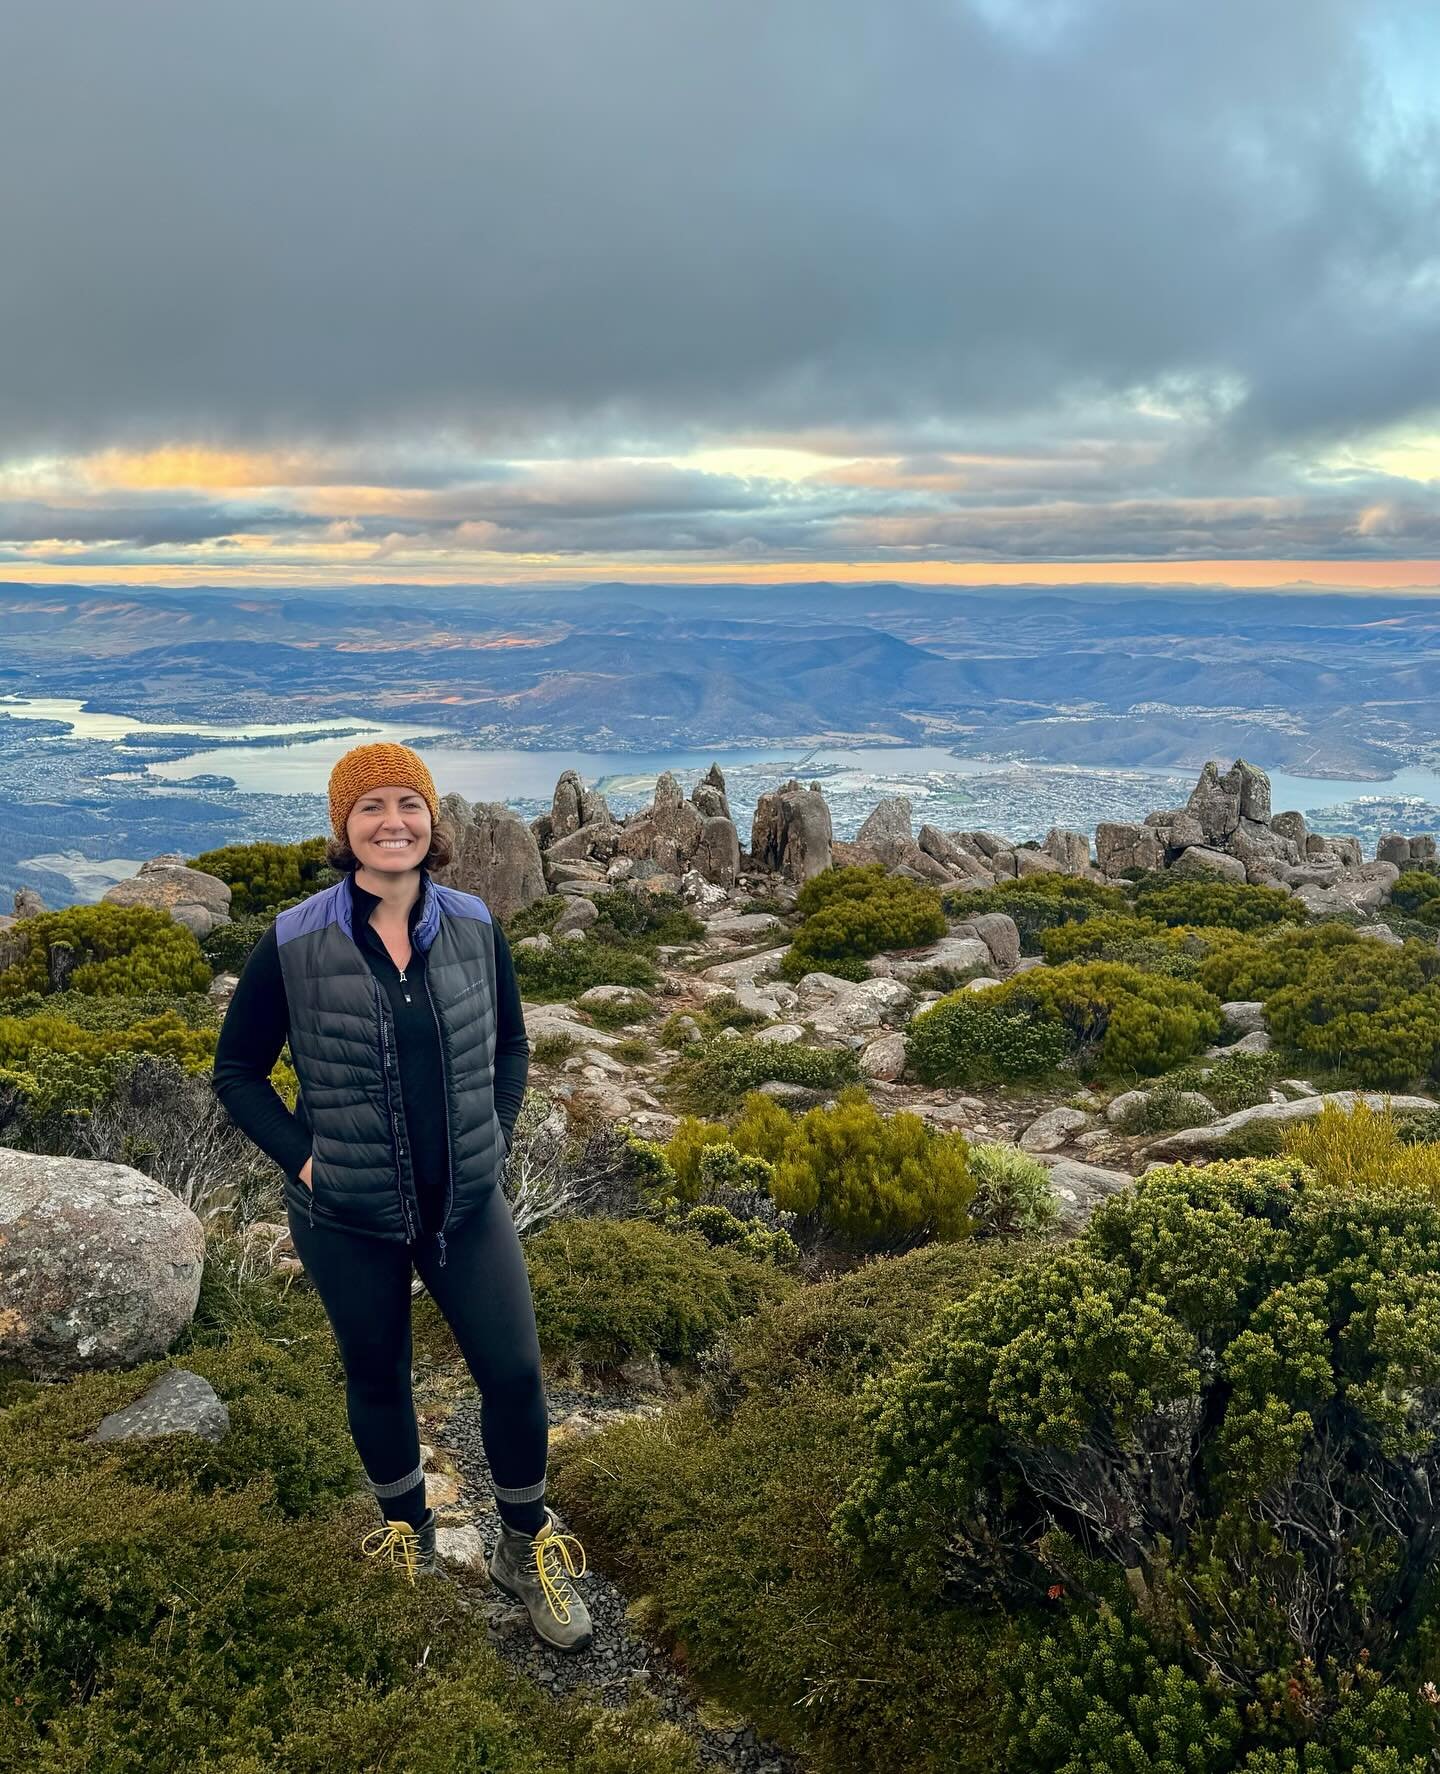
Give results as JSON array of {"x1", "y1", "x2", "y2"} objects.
[
  {"x1": 750, "y1": 778, "x2": 833, "y2": 882},
  {"x1": 1095, "y1": 821, "x2": 1166, "y2": 876},
  {"x1": 102, "y1": 857, "x2": 232, "y2": 937},
  {"x1": 0, "y1": 1148, "x2": 206, "y2": 1379},
  {"x1": 440, "y1": 792, "x2": 547, "y2": 920}
]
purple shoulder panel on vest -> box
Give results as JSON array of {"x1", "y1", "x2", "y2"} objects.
[
  {"x1": 429, "y1": 882, "x2": 493, "y2": 925},
  {"x1": 274, "y1": 879, "x2": 351, "y2": 948}
]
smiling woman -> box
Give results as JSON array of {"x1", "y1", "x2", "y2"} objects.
[{"x1": 211, "y1": 739, "x2": 595, "y2": 1650}]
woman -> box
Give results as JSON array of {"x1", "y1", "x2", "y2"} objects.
[{"x1": 212, "y1": 740, "x2": 592, "y2": 1652}]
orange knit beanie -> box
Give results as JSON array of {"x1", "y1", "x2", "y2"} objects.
[{"x1": 328, "y1": 742, "x2": 441, "y2": 842}]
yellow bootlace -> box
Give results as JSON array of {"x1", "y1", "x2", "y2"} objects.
[
  {"x1": 534, "y1": 1525, "x2": 587, "y2": 1623},
  {"x1": 361, "y1": 1520, "x2": 423, "y2": 1583}
]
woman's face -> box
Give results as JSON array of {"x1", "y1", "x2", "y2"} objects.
[{"x1": 346, "y1": 784, "x2": 433, "y2": 874}]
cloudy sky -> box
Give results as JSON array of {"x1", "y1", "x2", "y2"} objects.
[{"x1": 3, "y1": 0, "x2": 1440, "y2": 589}]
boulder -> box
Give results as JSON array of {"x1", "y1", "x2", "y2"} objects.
[
  {"x1": 1140, "y1": 1090, "x2": 1439, "y2": 1161},
  {"x1": 1169, "y1": 845, "x2": 1248, "y2": 883},
  {"x1": 952, "y1": 911, "x2": 1022, "y2": 975},
  {"x1": 795, "y1": 972, "x2": 912, "y2": 1036},
  {"x1": 553, "y1": 897, "x2": 598, "y2": 935},
  {"x1": 679, "y1": 867, "x2": 729, "y2": 910},
  {"x1": 102, "y1": 860, "x2": 232, "y2": 938},
  {"x1": 651, "y1": 771, "x2": 704, "y2": 861},
  {"x1": 1270, "y1": 810, "x2": 1309, "y2": 847},
  {"x1": 14, "y1": 887, "x2": 46, "y2": 917},
  {"x1": 754, "y1": 1022, "x2": 806, "y2": 1046},
  {"x1": 749, "y1": 779, "x2": 833, "y2": 882},
  {"x1": 1019, "y1": 1106, "x2": 1095, "y2": 1153},
  {"x1": 440, "y1": 793, "x2": 546, "y2": 920},
  {"x1": 0, "y1": 1148, "x2": 206, "y2": 1379},
  {"x1": 90, "y1": 1368, "x2": 230, "y2": 1444},
  {"x1": 859, "y1": 1032, "x2": 908, "y2": 1080},
  {"x1": 1220, "y1": 1000, "x2": 1266, "y2": 1034},
  {"x1": 1043, "y1": 828, "x2": 1091, "y2": 874},
  {"x1": 692, "y1": 814, "x2": 740, "y2": 887},
  {"x1": 1099, "y1": 819, "x2": 1170, "y2": 876},
  {"x1": 1032, "y1": 1154, "x2": 1136, "y2": 1233},
  {"x1": 1185, "y1": 758, "x2": 1270, "y2": 843},
  {"x1": 854, "y1": 797, "x2": 913, "y2": 863},
  {"x1": 1014, "y1": 847, "x2": 1065, "y2": 877},
  {"x1": 885, "y1": 935, "x2": 991, "y2": 980},
  {"x1": 1204, "y1": 1029, "x2": 1272, "y2": 1057},
  {"x1": 692, "y1": 764, "x2": 732, "y2": 822},
  {"x1": 544, "y1": 822, "x2": 618, "y2": 866},
  {"x1": 576, "y1": 984, "x2": 653, "y2": 1014},
  {"x1": 550, "y1": 769, "x2": 587, "y2": 839}
]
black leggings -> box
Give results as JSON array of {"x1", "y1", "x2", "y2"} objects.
[{"x1": 286, "y1": 1184, "x2": 549, "y2": 1534}]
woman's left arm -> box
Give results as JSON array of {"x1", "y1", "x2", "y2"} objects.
[{"x1": 492, "y1": 921, "x2": 529, "y2": 1151}]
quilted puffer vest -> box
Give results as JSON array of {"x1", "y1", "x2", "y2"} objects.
[{"x1": 274, "y1": 870, "x2": 504, "y2": 1253}]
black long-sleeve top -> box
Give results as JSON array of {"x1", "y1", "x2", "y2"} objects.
[{"x1": 212, "y1": 869, "x2": 529, "y2": 1202}]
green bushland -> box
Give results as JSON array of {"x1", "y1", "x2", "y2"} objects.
[
  {"x1": 530, "y1": 1031, "x2": 578, "y2": 1066},
  {"x1": 942, "y1": 875, "x2": 1127, "y2": 954},
  {"x1": 663, "y1": 1034, "x2": 858, "y2": 1116},
  {"x1": 908, "y1": 961, "x2": 1223, "y2": 1084},
  {"x1": 1391, "y1": 868, "x2": 1440, "y2": 927},
  {"x1": 835, "y1": 1156, "x2": 1440, "y2": 1764},
  {"x1": 0, "y1": 1240, "x2": 698, "y2": 1774},
  {"x1": 188, "y1": 836, "x2": 336, "y2": 918},
  {"x1": 550, "y1": 1241, "x2": 1040, "y2": 1774},
  {"x1": 1038, "y1": 911, "x2": 1193, "y2": 966},
  {"x1": 512, "y1": 938, "x2": 658, "y2": 1002},
  {"x1": 627, "y1": 1134, "x2": 800, "y2": 1267},
  {"x1": 778, "y1": 863, "x2": 945, "y2": 982},
  {"x1": 1173, "y1": 1048, "x2": 1280, "y2": 1115},
  {"x1": 198, "y1": 909, "x2": 276, "y2": 975},
  {"x1": 658, "y1": 1087, "x2": 976, "y2": 1251},
  {"x1": 1198, "y1": 925, "x2": 1440, "y2": 1088},
  {"x1": 658, "y1": 997, "x2": 769, "y2": 1047},
  {"x1": 1131, "y1": 873, "x2": 1305, "y2": 933},
  {"x1": 906, "y1": 989, "x2": 1070, "y2": 1085},
  {"x1": 521, "y1": 1216, "x2": 794, "y2": 1367},
  {"x1": 0, "y1": 904, "x2": 212, "y2": 999},
  {"x1": 510, "y1": 889, "x2": 702, "y2": 1002}
]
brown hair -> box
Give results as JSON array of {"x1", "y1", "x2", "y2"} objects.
[{"x1": 324, "y1": 818, "x2": 455, "y2": 877}]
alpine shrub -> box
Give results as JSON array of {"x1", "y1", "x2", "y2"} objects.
[
  {"x1": 1132, "y1": 875, "x2": 1304, "y2": 933},
  {"x1": 942, "y1": 875, "x2": 1127, "y2": 953},
  {"x1": 0, "y1": 904, "x2": 211, "y2": 998},
  {"x1": 664, "y1": 1035, "x2": 858, "y2": 1116},
  {"x1": 988, "y1": 961, "x2": 1224, "y2": 1076},
  {"x1": 779, "y1": 864, "x2": 945, "y2": 981},
  {"x1": 836, "y1": 1156, "x2": 1440, "y2": 1753},
  {"x1": 188, "y1": 837, "x2": 336, "y2": 918},
  {"x1": 906, "y1": 992, "x2": 1069, "y2": 1086}
]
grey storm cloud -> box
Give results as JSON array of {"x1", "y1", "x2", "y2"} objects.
[
  {"x1": 0, "y1": 501, "x2": 295, "y2": 547},
  {"x1": 2, "y1": 0, "x2": 1438, "y2": 459}
]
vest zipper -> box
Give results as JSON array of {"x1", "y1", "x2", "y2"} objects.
[
  {"x1": 397, "y1": 964, "x2": 411, "y2": 1003},
  {"x1": 424, "y1": 970, "x2": 455, "y2": 1264},
  {"x1": 373, "y1": 976, "x2": 418, "y2": 1243}
]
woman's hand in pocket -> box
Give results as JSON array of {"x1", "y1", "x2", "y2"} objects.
[{"x1": 298, "y1": 1155, "x2": 314, "y2": 1191}]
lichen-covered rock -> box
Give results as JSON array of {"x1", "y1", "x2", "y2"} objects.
[
  {"x1": 749, "y1": 779, "x2": 833, "y2": 882},
  {"x1": 1140, "y1": 1089, "x2": 1438, "y2": 1160},
  {"x1": 440, "y1": 792, "x2": 547, "y2": 920},
  {"x1": 0, "y1": 1148, "x2": 206, "y2": 1379},
  {"x1": 1019, "y1": 1106, "x2": 1094, "y2": 1153},
  {"x1": 1043, "y1": 828, "x2": 1091, "y2": 874},
  {"x1": 102, "y1": 860, "x2": 232, "y2": 938},
  {"x1": 952, "y1": 911, "x2": 1022, "y2": 975},
  {"x1": 1169, "y1": 844, "x2": 1248, "y2": 883},
  {"x1": 91, "y1": 1368, "x2": 230, "y2": 1443}
]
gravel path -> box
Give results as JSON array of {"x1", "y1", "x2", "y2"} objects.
[{"x1": 426, "y1": 1380, "x2": 802, "y2": 1774}]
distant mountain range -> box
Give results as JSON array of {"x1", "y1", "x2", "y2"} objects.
[{"x1": 3, "y1": 580, "x2": 1438, "y2": 775}]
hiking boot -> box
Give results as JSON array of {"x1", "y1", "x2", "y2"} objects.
[
  {"x1": 486, "y1": 1507, "x2": 593, "y2": 1651},
  {"x1": 361, "y1": 1504, "x2": 439, "y2": 1583}
]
